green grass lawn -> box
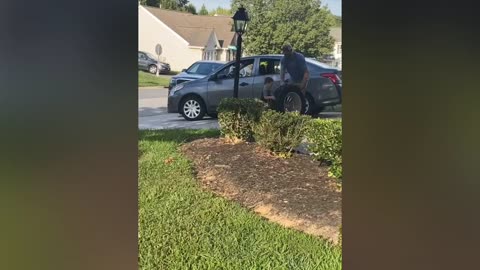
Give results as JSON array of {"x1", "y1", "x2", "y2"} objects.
[
  {"x1": 138, "y1": 71, "x2": 170, "y2": 87},
  {"x1": 139, "y1": 129, "x2": 342, "y2": 270}
]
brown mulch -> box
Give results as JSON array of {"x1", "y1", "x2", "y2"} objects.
[{"x1": 180, "y1": 138, "x2": 342, "y2": 244}]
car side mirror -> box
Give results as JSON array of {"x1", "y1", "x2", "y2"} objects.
[
  {"x1": 209, "y1": 74, "x2": 217, "y2": 81},
  {"x1": 182, "y1": 69, "x2": 187, "y2": 72}
]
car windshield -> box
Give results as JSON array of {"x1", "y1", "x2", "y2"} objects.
[
  {"x1": 145, "y1": 52, "x2": 157, "y2": 60},
  {"x1": 186, "y1": 62, "x2": 223, "y2": 75}
]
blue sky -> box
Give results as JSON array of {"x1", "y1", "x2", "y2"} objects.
[{"x1": 188, "y1": 0, "x2": 342, "y2": 16}]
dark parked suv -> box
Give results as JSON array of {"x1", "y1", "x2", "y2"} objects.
[
  {"x1": 138, "y1": 51, "x2": 170, "y2": 74},
  {"x1": 168, "y1": 55, "x2": 342, "y2": 120}
]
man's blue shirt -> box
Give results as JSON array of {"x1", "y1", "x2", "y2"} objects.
[{"x1": 281, "y1": 52, "x2": 308, "y2": 83}]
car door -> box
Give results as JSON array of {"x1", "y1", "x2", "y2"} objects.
[
  {"x1": 252, "y1": 57, "x2": 284, "y2": 99},
  {"x1": 206, "y1": 59, "x2": 255, "y2": 112},
  {"x1": 138, "y1": 52, "x2": 148, "y2": 70}
]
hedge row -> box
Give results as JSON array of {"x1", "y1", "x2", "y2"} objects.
[
  {"x1": 306, "y1": 119, "x2": 342, "y2": 179},
  {"x1": 217, "y1": 98, "x2": 265, "y2": 142},
  {"x1": 218, "y1": 98, "x2": 342, "y2": 179}
]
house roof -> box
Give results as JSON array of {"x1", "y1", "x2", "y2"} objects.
[
  {"x1": 330, "y1": 27, "x2": 342, "y2": 42},
  {"x1": 143, "y1": 6, "x2": 236, "y2": 48}
]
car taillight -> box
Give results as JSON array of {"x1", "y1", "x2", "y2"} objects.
[{"x1": 321, "y1": 73, "x2": 341, "y2": 84}]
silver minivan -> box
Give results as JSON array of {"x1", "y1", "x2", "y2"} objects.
[{"x1": 168, "y1": 55, "x2": 342, "y2": 121}]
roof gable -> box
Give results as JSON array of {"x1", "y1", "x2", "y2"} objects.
[{"x1": 143, "y1": 6, "x2": 235, "y2": 48}]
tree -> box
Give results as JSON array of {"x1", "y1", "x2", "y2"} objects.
[
  {"x1": 143, "y1": 0, "x2": 159, "y2": 7},
  {"x1": 199, "y1": 4, "x2": 209, "y2": 15},
  {"x1": 208, "y1": 6, "x2": 232, "y2": 16},
  {"x1": 333, "y1": 15, "x2": 342, "y2": 27},
  {"x1": 183, "y1": 3, "x2": 197, "y2": 14},
  {"x1": 177, "y1": 0, "x2": 189, "y2": 8},
  {"x1": 160, "y1": 0, "x2": 178, "y2": 9},
  {"x1": 230, "y1": 0, "x2": 334, "y2": 58},
  {"x1": 141, "y1": 0, "x2": 192, "y2": 11}
]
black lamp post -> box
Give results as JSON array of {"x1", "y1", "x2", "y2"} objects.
[{"x1": 232, "y1": 6, "x2": 249, "y2": 98}]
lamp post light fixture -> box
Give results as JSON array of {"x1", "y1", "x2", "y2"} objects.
[{"x1": 232, "y1": 6, "x2": 249, "y2": 98}]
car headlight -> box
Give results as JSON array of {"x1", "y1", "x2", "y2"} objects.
[
  {"x1": 169, "y1": 83, "x2": 184, "y2": 96},
  {"x1": 173, "y1": 83, "x2": 184, "y2": 91}
]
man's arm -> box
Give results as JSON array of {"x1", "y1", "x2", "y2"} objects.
[
  {"x1": 299, "y1": 55, "x2": 309, "y2": 90},
  {"x1": 301, "y1": 68, "x2": 310, "y2": 90}
]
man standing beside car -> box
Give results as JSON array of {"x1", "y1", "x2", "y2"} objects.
[{"x1": 279, "y1": 44, "x2": 310, "y2": 94}]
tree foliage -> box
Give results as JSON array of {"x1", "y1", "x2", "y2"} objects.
[
  {"x1": 231, "y1": 0, "x2": 334, "y2": 58},
  {"x1": 140, "y1": 0, "x2": 191, "y2": 11},
  {"x1": 208, "y1": 6, "x2": 232, "y2": 16},
  {"x1": 333, "y1": 15, "x2": 342, "y2": 27},
  {"x1": 177, "y1": 0, "x2": 189, "y2": 8},
  {"x1": 183, "y1": 3, "x2": 197, "y2": 14},
  {"x1": 199, "y1": 4, "x2": 209, "y2": 15}
]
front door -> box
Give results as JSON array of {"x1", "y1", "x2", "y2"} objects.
[{"x1": 206, "y1": 59, "x2": 255, "y2": 112}]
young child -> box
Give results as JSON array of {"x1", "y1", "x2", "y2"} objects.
[{"x1": 262, "y1": 77, "x2": 277, "y2": 109}]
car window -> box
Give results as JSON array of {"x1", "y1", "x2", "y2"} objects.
[
  {"x1": 186, "y1": 63, "x2": 201, "y2": 74},
  {"x1": 216, "y1": 59, "x2": 255, "y2": 80},
  {"x1": 259, "y1": 58, "x2": 281, "y2": 75},
  {"x1": 187, "y1": 63, "x2": 221, "y2": 75},
  {"x1": 146, "y1": 52, "x2": 157, "y2": 60},
  {"x1": 138, "y1": 53, "x2": 146, "y2": 59},
  {"x1": 212, "y1": 63, "x2": 224, "y2": 72}
]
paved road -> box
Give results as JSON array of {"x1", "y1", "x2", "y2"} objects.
[
  {"x1": 138, "y1": 88, "x2": 341, "y2": 130},
  {"x1": 139, "y1": 88, "x2": 219, "y2": 130}
]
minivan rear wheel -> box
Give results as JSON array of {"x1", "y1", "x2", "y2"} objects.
[{"x1": 180, "y1": 95, "x2": 206, "y2": 121}]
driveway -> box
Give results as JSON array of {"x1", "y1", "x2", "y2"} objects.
[{"x1": 138, "y1": 88, "x2": 341, "y2": 130}]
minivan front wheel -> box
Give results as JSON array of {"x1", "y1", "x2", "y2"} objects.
[{"x1": 180, "y1": 95, "x2": 206, "y2": 121}]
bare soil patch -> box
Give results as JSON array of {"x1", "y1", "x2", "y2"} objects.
[{"x1": 180, "y1": 138, "x2": 342, "y2": 244}]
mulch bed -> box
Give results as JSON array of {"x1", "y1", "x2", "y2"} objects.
[{"x1": 180, "y1": 138, "x2": 342, "y2": 244}]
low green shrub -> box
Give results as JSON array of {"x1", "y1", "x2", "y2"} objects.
[
  {"x1": 306, "y1": 119, "x2": 342, "y2": 179},
  {"x1": 254, "y1": 110, "x2": 311, "y2": 157},
  {"x1": 218, "y1": 98, "x2": 265, "y2": 142}
]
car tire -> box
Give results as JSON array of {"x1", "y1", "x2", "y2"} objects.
[
  {"x1": 304, "y1": 94, "x2": 315, "y2": 115},
  {"x1": 148, "y1": 65, "x2": 157, "y2": 74},
  {"x1": 180, "y1": 95, "x2": 206, "y2": 121},
  {"x1": 274, "y1": 85, "x2": 307, "y2": 114}
]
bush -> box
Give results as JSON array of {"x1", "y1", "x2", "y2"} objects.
[
  {"x1": 306, "y1": 119, "x2": 342, "y2": 179},
  {"x1": 254, "y1": 110, "x2": 311, "y2": 157},
  {"x1": 218, "y1": 98, "x2": 265, "y2": 142}
]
